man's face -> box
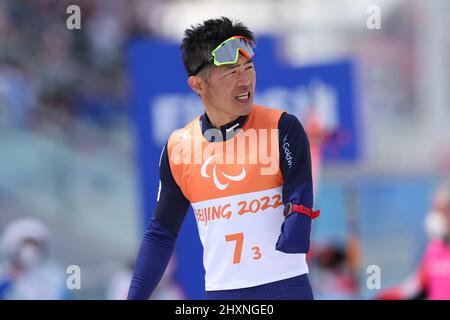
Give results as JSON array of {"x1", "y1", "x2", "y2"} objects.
[{"x1": 194, "y1": 54, "x2": 256, "y2": 122}]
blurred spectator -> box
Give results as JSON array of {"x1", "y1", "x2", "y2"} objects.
[
  {"x1": 0, "y1": 62, "x2": 36, "y2": 128},
  {"x1": 106, "y1": 257, "x2": 185, "y2": 300},
  {"x1": 310, "y1": 243, "x2": 358, "y2": 300},
  {"x1": 0, "y1": 217, "x2": 67, "y2": 299},
  {"x1": 376, "y1": 183, "x2": 450, "y2": 300}
]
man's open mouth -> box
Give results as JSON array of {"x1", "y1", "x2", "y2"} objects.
[{"x1": 235, "y1": 91, "x2": 250, "y2": 100}]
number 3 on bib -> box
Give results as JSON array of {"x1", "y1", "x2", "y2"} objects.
[{"x1": 225, "y1": 232, "x2": 262, "y2": 264}]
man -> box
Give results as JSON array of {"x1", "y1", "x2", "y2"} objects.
[
  {"x1": 128, "y1": 17, "x2": 319, "y2": 300},
  {"x1": 377, "y1": 184, "x2": 450, "y2": 300}
]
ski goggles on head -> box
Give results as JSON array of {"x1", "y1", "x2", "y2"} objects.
[
  {"x1": 211, "y1": 35, "x2": 254, "y2": 66},
  {"x1": 190, "y1": 36, "x2": 254, "y2": 76}
]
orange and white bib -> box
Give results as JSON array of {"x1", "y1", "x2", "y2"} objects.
[{"x1": 167, "y1": 105, "x2": 308, "y2": 290}]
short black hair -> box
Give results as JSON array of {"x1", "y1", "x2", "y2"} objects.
[{"x1": 180, "y1": 17, "x2": 255, "y2": 76}]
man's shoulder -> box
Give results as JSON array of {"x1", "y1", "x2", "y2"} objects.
[{"x1": 279, "y1": 112, "x2": 303, "y2": 128}]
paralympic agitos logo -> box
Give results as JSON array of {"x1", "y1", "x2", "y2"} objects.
[{"x1": 201, "y1": 155, "x2": 246, "y2": 190}]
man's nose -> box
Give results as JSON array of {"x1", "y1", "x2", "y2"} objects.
[{"x1": 236, "y1": 73, "x2": 252, "y2": 87}]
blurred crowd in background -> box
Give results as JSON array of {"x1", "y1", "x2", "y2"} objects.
[
  {"x1": 0, "y1": 0, "x2": 449, "y2": 299},
  {"x1": 0, "y1": 0, "x2": 148, "y2": 299}
]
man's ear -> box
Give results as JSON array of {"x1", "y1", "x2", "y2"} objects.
[{"x1": 188, "y1": 76, "x2": 204, "y2": 96}]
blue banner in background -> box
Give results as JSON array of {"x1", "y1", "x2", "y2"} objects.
[{"x1": 126, "y1": 35, "x2": 357, "y2": 299}]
